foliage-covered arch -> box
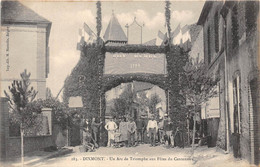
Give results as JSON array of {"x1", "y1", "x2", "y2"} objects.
[
  {"x1": 102, "y1": 73, "x2": 167, "y2": 93},
  {"x1": 63, "y1": 43, "x2": 189, "y2": 146}
]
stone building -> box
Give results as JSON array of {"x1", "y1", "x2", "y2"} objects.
[
  {"x1": 1, "y1": 1, "x2": 51, "y2": 99},
  {"x1": 197, "y1": 1, "x2": 259, "y2": 164},
  {"x1": 0, "y1": 1, "x2": 55, "y2": 159}
]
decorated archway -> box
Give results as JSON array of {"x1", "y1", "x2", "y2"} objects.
[{"x1": 63, "y1": 43, "x2": 188, "y2": 146}]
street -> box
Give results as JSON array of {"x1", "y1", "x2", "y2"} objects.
[{"x1": 29, "y1": 145, "x2": 250, "y2": 167}]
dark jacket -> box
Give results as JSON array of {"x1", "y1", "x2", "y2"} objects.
[
  {"x1": 91, "y1": 122, "x2": 101, "y2": 133},
  {"x1": 136, "y1": 119, "x2": 145, "y2": 130},
  {"x1": 164, "y1": 120, "x2": 173, "y2": 131}
]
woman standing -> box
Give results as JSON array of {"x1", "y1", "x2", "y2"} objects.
[{"x1": 119, "y1": 117, "x2": 128, "y2": 146}]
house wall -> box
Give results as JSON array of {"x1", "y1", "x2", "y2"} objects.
[
  {"x1": 224, "y1": 2, "x2": 258, "y2": 161},
  {"x1": 200, "y1": 1, "x2": 226, "y2": 149},
  {"x1": 0, "y1": 24, "x2": 48, "y2": 99},
  {"x1": 200, "y1": 1, "x2": 259, "y2": 163}
]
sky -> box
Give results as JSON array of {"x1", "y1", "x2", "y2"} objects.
[{"x1": 22, "y1": 0, "x2": 205, "y2": 98}]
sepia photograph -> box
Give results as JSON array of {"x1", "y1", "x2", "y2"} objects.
[{"x1": 0, "y1": 0, "x2": 259, "y2": 166}]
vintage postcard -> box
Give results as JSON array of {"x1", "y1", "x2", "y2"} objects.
[{"x1": 0, "y1": 0, "x2": 259, "y2": 167}]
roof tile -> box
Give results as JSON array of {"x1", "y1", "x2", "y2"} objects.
[{"x1": 1, "y1": 1, "x2": 51, "y2": 24}]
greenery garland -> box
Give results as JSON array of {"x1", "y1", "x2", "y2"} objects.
[
  {"x1": 165, "y1": 0, "x2": 171, "y2": 43},
  {"x1": 96, "y1": 1, "x2": 102, "y2": 42},
  {"x1": 63, "y1": 44, "x2": 188, "y2": 117}
]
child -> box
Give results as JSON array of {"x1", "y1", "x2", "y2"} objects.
[{"x1": 114, "y1": 129, "x2": 122, "y2": 148}]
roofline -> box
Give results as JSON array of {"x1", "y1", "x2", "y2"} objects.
[
  {"x1": 2, "y1": 20, "x2": 51, "y2": 25},
  {"x1": 105, "y1": 40, "x2": 128, "y2": 43},
  {"x1": 197, "y1": 1, "x2": 214, "y2": 25},
  {"x1": 2, "y1": 1, "x2": 52, "y2": 24}
]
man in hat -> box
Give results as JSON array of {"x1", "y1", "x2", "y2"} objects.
[
  {"x1": 136, "y1": 117, "x2": 145, "y2": 144},
  {"x1": 146, "y1": 115, "x2": 158, "y2": 147},
  {"x1": 104, "y1": 116, "x2": 118, "y2": 147},
  {"x1": 127, "y1": 117, "x2": 137, "y2": 147}
]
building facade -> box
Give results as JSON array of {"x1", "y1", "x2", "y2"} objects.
[
  {"x1": 197, "y1": 1, "x2": 259, "y2": 164},
  {"x1": 1, "y1": 1, "x2": 51, "y2": 99}
]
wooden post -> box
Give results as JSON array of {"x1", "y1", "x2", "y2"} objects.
[
  {"x1": 191, "y1": 105, "x2": 197, "y2": 156},
  {"x1": 187, "y1": 116, "x2": 190, "y2": 146},
  {"x1": 100, "y1": 94, "x2": 102, "y2": 118},
  {"x1": 167, "y1": 90, "x2": 170, "y2": 116}
]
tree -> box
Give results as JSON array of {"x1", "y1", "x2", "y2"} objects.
[
  {"x1": 119, "y1": 83, "x2": 135, "y2": 115},
  {"x1": 4, "y1": 69, "x2": 40, "y2": 166},
  {"x1": 148, "y1": 93, "x2": 162, "y2": 118},
  {"x1": 110, "y1": 83, "x2": 135, "y2": 117},
  {"x1": 182, "y1": 59, "x2": 218, "y2": 154},
  {"x1": 135, "y1": 91, "x2": 149, "y2": 113},
  {"x1": 110, "y1": 98, "x2": 127, "y2": 118}
]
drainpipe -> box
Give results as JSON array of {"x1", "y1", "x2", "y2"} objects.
[{"x1": 223, "y1": 13, "x2": 230, "y2": 153}]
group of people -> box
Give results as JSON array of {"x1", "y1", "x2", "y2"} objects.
[
  {"x1": 82, "y1": 117, "x2": 102, "y2": 152},
  {"x1": 104, "y1": 115, "x2": 184, "y2": 148},
  {"x1": 81, "y1": 114, "x2": 184, "y2": 152}
]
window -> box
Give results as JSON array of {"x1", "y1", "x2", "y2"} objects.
[
  {"x1": 214, "y1": 12, "x2": 219, "y2": 53},
  {"x1": 232, "y1": 4, "x2": 239, "y2": 48},
  {"x1": 207, "y1": 27, "x2": 211, "y2": 64}
]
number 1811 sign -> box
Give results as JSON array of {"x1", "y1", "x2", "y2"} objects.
[{"x1": 104, "y1": 52, "x2": 167, "y2": 75}]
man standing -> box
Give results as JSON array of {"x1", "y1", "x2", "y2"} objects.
[
  {"x1": 136, "y1": 117, "x2": 145, "y2": 144},
  {"x1": 146, "y1": 116, "x2": 158, "y2": 147},
  {"x1": 127, "y1": 117, "x2": 137, "y2": 147},
  {"x1": 91, "y1": 118, "x2": 102, "y2": 146},
  {"x1": 104, "y1": 117, "x2": 118, "y2": 147},
  {"x1": 164, "y1": 116, "x2": 173, "y2": 146}
]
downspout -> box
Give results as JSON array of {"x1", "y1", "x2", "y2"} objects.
[{"x1": 222, "y1": 11, "x2": 230, "y2": 153}]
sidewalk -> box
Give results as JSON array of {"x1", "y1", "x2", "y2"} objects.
[
  {"x1": 192, "y1": 146, "x2": 254, "y2": 167},
  {"x1": 1, "y1": 147, "x2": 73, "y2": 167}
]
